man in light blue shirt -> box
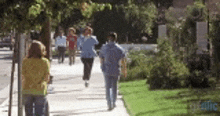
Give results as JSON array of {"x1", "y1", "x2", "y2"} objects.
[
  {"x1": 77, "y1": 26, "x2": 99, "y2": 87},
  {"x1": 55, "y1": 30, "x2": 67, "y2": 63},
  {"x1": 99, "y1": 32, "x2": 127, "y2": 111}
]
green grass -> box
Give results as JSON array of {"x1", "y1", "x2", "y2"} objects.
[{"x1": 119, "y1": 80, "x2": 220, "y2": 116}]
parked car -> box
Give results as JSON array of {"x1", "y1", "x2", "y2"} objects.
[{"x1": 0, "y1": 36, "x2": 14, "y2": 50}]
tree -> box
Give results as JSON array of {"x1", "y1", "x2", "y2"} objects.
[{"x1": 92, "y1": 0, "x2": 157, "y2": 46}]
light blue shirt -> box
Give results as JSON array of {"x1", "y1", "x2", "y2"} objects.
[
  {"x1": 78, "y1": 35, "x2": 99, "y2": 58},
  {"x1": 55, "y1": 36, "x2": 66, "y2": 48},
  {"x1": 99, "y1": 42, "x2": 126, "y2": 76}
]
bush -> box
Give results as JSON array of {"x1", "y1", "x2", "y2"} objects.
[
  {"x1": 147, "y1": 39, "x2": 190, "y2": 89},
  {"x1": 120, "y1": 40, "x2": 190, "y2": 89},
  {"x1": 120, "y1": 50, "x2": 155, "y2": 82}
]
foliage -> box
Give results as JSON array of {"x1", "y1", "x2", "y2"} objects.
[
  {"x1": 0, "y1": 0, "x2": 112, "y2": 34},
  {"x1": 121, "y1": 0, "x2": 157, "y2": 34},
  {"x1": 120, "y1": 40, "x2": 189, "y2": 89},
  {"x1": 166, "y1": 1, "x2": 207, "y2": 69},
  {"x1": 209, "y1": 12, "x2": 220, "y2": 79},
  {"x1": 81, "y1": 2, "x2": 112, "y2": 18},
  {"x1": 147, "y1": 39, "x2": 189, "y2": 89},
  {"x1": 92, "y1": 1, "x2": 157, "y2": 48},
  {"x1": 120, "y1": 50, "x2": 155, "y2": 82}
]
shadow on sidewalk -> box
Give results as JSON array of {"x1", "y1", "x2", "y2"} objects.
[
  {"x1": 50, "y1": 107, "x2": 108, "y2": 116},
  {"x1": 52, "y1": 76, "x2": 80, "y2": 82},
  {"x1": 48, "y1": 89, "x2": 83, "y2": 94}
]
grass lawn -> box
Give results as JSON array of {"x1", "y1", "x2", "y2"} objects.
[{"x1": 119, "y1": 80, "x2": 220, "y2": 116}]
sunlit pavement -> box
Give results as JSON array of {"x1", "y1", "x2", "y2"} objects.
[{"x1": 0, "y1": 57, "x2": 129, "y2": 116}]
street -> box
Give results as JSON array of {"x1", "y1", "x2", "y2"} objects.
[
  {"x1": 0, "y1": 48, "x2": 15, "y2": 90},
  {"x1": 0, "y1": 47, "x2": 15, "y2": 104}
]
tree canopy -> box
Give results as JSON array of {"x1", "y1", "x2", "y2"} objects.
[{"x1": 0, "y1": 0, "x2": 111, "y2": 33}]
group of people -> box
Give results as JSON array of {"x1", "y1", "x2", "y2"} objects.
[
  {"x1": 21, "y1": 26, "x2": 127, "y2": 115},
  {"x1": 55, "y1": 27, "x2": 77, "y2": 65}
]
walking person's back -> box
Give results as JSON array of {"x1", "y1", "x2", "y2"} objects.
[
  {"x1": 22, "y1": 40, "x2": 50, "y2": 116},
  {"x1": 99, "y1": 32, "x2": 127, "y2": 111}
]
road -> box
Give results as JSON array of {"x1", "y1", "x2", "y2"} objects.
[
  {"x1": 0, "y1": 47, "x2": 15, "y2": 104},
  {"x1": 0, "y1": 48, "x2": 14, "y2": 91}
]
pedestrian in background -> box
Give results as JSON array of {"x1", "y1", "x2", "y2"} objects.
[
  {"x1": 99, "y1": 32, "x2": 127, "y2": 111},
  {"x1": 66, "y1": 27, "x2": 78, "y2": 65},
  {"x1": 55, "y1": 29, "x2": 67, "y2": 63},
  {"x1": 77, "y1": 26, "x2": 99, "y2": 87},
  {"x1": 22, "y1": 40, "x2": 50, "y2": 116}
]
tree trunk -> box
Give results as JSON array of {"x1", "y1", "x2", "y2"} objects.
[{"x1": 40, "y1": 17, "x2": 51, "y2": 60}]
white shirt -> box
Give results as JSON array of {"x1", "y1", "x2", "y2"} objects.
[{"x1": 55, "y1": 36, "x2": 66, "y2": 48}]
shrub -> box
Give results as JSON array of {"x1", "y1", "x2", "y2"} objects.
[
  {"x1": 120, "y1": 49, "x2": 155, "y2": 82},
  {"x1": 147, "y1": 39, "x2": 190, "y2": 89}
]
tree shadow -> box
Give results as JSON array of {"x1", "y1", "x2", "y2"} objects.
[
  {"x1": 50, "y1": 107, "x2": 108, "y2": 116},
  {"x1": 164, "y1": 88, "x2": 216, "y2": 100},
  {"x1": 164, "y1": 88, "x2": 220, "y2": 116},
  {"x1": 52, "y1": 76, "x2": 79, "y2": 82},
  {"x1": 0, "y1": 56, "x2": 13, "y2": 60},
  {"x1": 135, "y1": 107, "x2": 185, "y2": 116},
  {"x1": 48, "y1": 89, "x2": 83, "y2": 94},
  {"x1": 0, "y1": 49, "x2": 10, "y2": 51}
]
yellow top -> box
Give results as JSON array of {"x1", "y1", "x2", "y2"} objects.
[{"x1": 22, "y1": 57, "x2": 50, "y2": 96}]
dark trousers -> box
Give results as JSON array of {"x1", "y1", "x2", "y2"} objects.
[
  {"x1": 58, "y1": 46, "x2": 66, "y2": 63},
  {"x1": 81, "y1": 58, "x2": 94, "y2": 80}
]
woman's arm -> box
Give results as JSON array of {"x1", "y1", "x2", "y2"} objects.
[{"x1": 44, "y1": 73, "x2": 50, "y2": 83}]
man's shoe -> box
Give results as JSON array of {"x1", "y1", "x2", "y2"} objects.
[
  {"x1": 108, "y1": 106, "x2": 113, "y2": 111},
  {"x1": 113, "y1": 104, "x2": 116, "y2": 108},
  {"x1": 85, "y1": 81, "x2": 89, "y2": 87}
]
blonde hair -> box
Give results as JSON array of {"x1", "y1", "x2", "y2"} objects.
[
  {"x1": 84, "y1": 26, "x2": 93, "y2": 35},
  {"x1": 27, "y1": 40, "x2": 46, "y2": 58},
  {"x1": 68, "y1": 27, "x2": 76, "y2": 33}
]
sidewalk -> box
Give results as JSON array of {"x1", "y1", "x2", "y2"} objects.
[{"x1": 0, "y1": 57, "x2": 129, "y2": 116}]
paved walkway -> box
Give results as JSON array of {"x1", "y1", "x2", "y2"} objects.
[{"x1": 0, "y1": 57, "x2": 129, "y2": 116}]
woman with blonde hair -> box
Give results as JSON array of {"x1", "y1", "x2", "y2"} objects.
[
  {"x1": 22, "y1": 40, "x2": 50, "y2": 116},
  {"x1": 77, "y1": 26, "x2": 99, "y2": 87}
]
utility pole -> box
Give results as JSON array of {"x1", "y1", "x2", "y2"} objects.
[{"x1": 18, "y1": 32, "x2": 25, "y2": 116}]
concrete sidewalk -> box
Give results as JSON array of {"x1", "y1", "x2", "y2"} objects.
[{"x1": 0, "y1": 57, "x2": 129, "y2": 116}]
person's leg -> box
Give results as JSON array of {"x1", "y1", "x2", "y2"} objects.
[
  {"x1": 87, "y1": 58, "x2": 94, "y2": 80},
  {"x1": 112, "y1": 76, "x2": 119, "y2": 108},
  {"x1": 69, "y1": 50, "x2": 73, "y2": 65},
  {"x1": 45, "y1": 100, "x2": 49, "y2": 116},
  {"x1": 58, "y1": 47, "x2": 61, "y2": 63},
  {"x1": 81, "y1": 58, "x2": 87, "y2": 80},
  {"x1": 61, "y1": 47, "x2": 66, "y2": 63},
  {"x1": 104, "y1": 74, "x2": 112, "y2": 110},
  {"x1": 34, "y1": 95, "x2": 47, "y2": 116},
  {"x1": 23, "y1": 94, "x2": 34, "y2": 116},
  {"x1": 72, "y1": 49, "x2": 76, "y2": 64},
  {"x1": 83, "y1": 58, "x2": 90, "y2": 80}
]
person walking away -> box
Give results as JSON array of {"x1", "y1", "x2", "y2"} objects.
[
  {"x1": 66, "y1": 27, "x2": 77, "y2": 65},
  {"x1": 55, "y1": 30, "x2": 67, "y2": 63},
  {"x1": 22, "y1": 40, "x2": 50, "y2": 116},
  {"x1": 77, "y1": 26, "x2": 99, "y2": 87},
  {"x1": 99, "y1": 32, "x2": 127, "y2": 111}
]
